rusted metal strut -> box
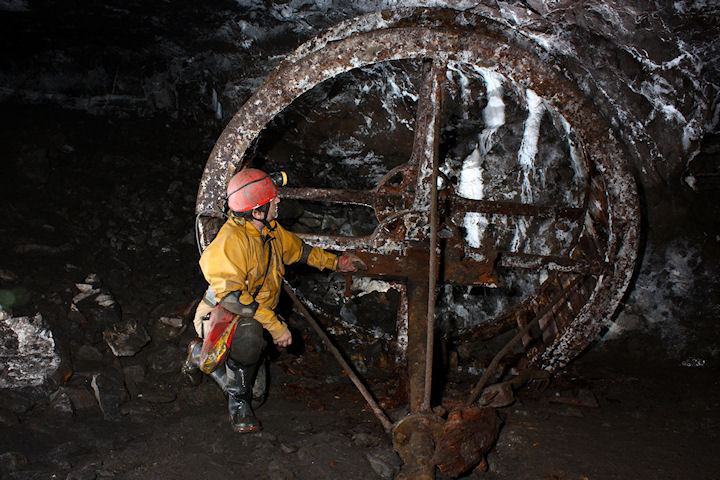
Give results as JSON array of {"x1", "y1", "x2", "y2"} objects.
[
  {"x1": 283, "y1": 281, "x2": 394, "y2": 433},
  {"x1": 422, "y1": 59, "x2": 444, "y2": 414}
]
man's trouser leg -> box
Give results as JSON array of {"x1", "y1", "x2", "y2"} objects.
[
  {"x1": 226, "y1": 317, "x2": 266, "y2": 433},
  {"x1": 181, "y1": 338, "x2": 227, "y2": 388},
  {"x1": 182, "y1": 309, "x2": 267, "y2": 408}
]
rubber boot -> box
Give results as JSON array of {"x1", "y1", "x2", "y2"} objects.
[
  {"x1": 251, "y1": 356, "x2": 268, "y2": 409},
  {"x1": 181, "y1": 339, "x2": 203, "y2": 386},
  {"x1": 207, "y1": 363, "x2": 263, "y2": 409},
  {"x1": 225, "y1": 358, "x2": 261, "y2": 433}
]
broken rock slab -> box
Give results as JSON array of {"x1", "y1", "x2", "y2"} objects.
[
  {"x1": 49, "y1": 388, "x2": 74, "y2": 416},
  {"x1": 64, "y1": 385, "x2": 99, "y2": 414},
  {"x1": 76, "y1": 344, "x2": 104, "y2": 362},
  {"x1": 91, "y1": 372, "x2": 129, "y2": 420},
  {"x1": 0, "y1": 313, "x2": 62, "y2": 389},
  {"x1": 151, "y1": 316, "x2": 186, "y2": 342},
  {"x1": 365, "y1": 448, "x2": 402, "y2": 479},
  {"x1": 122, "y1": 364, "x2": 145, "y2": 398},
  {"x1": 159, "y1": 316, "x2": 184, "y2": 329},
  {"x1": 479, "y1": 381, "x2": 516, "y2": 408},
  {"x1": 103, "y1": 322, "x2": 150, "y2": 357}
]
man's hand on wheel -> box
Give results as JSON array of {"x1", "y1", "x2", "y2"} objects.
[{"x1": 337, "y1": 252, "x2": 367, "y2": 273}]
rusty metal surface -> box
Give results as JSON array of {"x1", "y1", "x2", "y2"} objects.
[
  {"x1": 406, "y1": 278, "x2": 429, "y2": 414},
  {"x1": 196, "y1": 6, "x2": 639, "y2": 368},
  {"x1": 433, "y1": 406, "x2": 501, "y2": 477},
  {"x1": 392, "y1": 413, "x2": 445, "y2": 480}
]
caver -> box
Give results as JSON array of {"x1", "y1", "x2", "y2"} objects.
[{"x1": 183, "y1": 167, "x2": 365, "y2": 433}]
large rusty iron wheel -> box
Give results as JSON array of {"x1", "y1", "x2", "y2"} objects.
[{"x1": 196, "y1": 8, "x2": 640, "y2": 407}]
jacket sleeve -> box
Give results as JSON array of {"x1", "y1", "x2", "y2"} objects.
[
  {"x1": 254, "y1": 304, "x2": 288, "y2": 340},
  {"x1": 274, "y1": 223, "x2": 338, "y2": 271}
]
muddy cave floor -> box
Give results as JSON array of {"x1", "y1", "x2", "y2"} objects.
[
  {"x1": 2, "y1": 341, "x2": 719, "y2": 480},
  {"x1": 1, "y1": 107, "x2": 719, "y2": 480}
]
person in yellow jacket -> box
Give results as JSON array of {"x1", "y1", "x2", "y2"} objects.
[{"x1": 183, "y1": 168, "x2": 365, "y2": 433}]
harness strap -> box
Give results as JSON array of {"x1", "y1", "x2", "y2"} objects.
[{"x1": 250, "y1": 235, "x2": 273, "y2": 300}]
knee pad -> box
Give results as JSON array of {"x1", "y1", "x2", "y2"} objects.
[{"x1": 229, "y1": 318, "x2": 266, "y2": 365}]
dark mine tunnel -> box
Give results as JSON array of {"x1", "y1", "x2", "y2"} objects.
[{"x1": 1, "y1": 1, "x2": 719, "y2": 479}]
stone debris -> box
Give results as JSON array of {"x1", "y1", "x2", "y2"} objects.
[
  {"x1": 681, "y1": 357, "x2": 706, "y2": 367},
  {"x1": 76, "y1": 344, "x2": 104, "y2": 362},
  {"x1": 91, "y1": 372, "x2": 129, "y2": 419},
  {"x1": 365, "y1": 448, "x2": 402, "y2": 479},
  {"x1": 352, "y1": 431, "x2": 383, "y2": 448},
  {"x1": 122, "y1": 364, "x2": 146, "y2": 398},
  {"x1": 0, "y1": 312, "x2": 62, "y2": 389},
  {"x1": 479, "y1": 381, "x2": 516, "y2": 408},
  {"x1": 73, "y1": 282, "x2": 101, "y2": 304},
  {"x1": 95, "y1": 293, "x2": 116, "y2": 308},
  {"x1": 0, "y1": 451, "x2": 28, "y2": 474},
  {"x1": 151, "y1": 316, "x2": 186, "y2": 342},
  {"x1": 0, "y1": 389, "x2": 33, "y2": 414},
  {"x1": 0, "y1": 269, "x2": 19, "y2": 283},
  {"x1": 159, "y1": 316, "x2": 184, "y2": 329},
  {"x1": 64, "y1": 386, "x2": 99, "y2": 413},
  {"x1": 549, "y1": 388, "x2": 599, "y2": 409},
  {"x1": 103, "y1": 321, "x2": 150, "y2": 357},
  {"x1": 49, "y1": 388, "x2": 74, "y2": 415},
  {"x1": 72, "y1": 275, "x2": 114, "y2": 306},
  {"x1": 279, "y1": 443, "x2": 297, "y2": 454}
]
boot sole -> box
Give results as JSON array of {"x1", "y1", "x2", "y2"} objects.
[{"x1": 230, "y1": 418, "x2": 262, "y2": 433}]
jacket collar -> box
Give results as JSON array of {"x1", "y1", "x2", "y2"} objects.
[{"x1": 229, "y1": 215, "x2": 277, "y2": 238}]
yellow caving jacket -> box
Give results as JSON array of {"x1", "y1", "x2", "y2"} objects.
[{"x1": 199, "y1": 216, "x2": 338, "y2": 340}]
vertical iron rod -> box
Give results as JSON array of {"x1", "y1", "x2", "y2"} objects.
[{"x1": 422, "y1": 61, "x2": 443, "y2": 413}]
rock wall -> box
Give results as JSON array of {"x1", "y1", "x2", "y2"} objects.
[{"x1": 1, "y1": 0, "x2": 718, "y2": 363}]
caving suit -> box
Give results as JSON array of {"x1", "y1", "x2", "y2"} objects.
[
  {"x1": 195, "y1": 215, "x2": 338, "y2": 355},
  {"x1": 191, "y1": 214, "x2": 339, "y2": 432}
]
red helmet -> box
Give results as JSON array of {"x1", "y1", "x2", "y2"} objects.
[{"x1": 226, "y1": 168, "x2": 278, "y2": 212}]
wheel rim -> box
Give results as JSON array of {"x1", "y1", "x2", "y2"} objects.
[{"x1": 196, "y1": 8, "x2": 640, "y2": 375}]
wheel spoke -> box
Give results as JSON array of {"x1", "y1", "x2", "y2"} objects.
[
  {"x1": 294, "y1": 233, "x2": 374, "y2": 251},
  {"x1": 280, "y1": 186, "x2": 375, "y2": 207},
  {"x1": 409, "y1": 59, "x2": 446, "y2": 213},
  {"x1": 498, "y1": 252, "x2": 604, "y2": 274},
  {"x1": 448, "y1": 195, "x2": 584, "y2": 219}
]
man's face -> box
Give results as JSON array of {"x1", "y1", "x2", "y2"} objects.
[
  {"x1": 252, "y1": 195, "x2": 280, "y2": 224},
  {"x1": 266, "y1": 196, "x2": 280, "y2": 221}
]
